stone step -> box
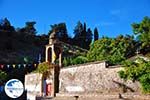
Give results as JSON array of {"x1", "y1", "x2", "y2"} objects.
[
  {"x1": 37, "y1": 93, "x2": 150, "y2": 100},
  {"x1": 54, "y1": 94, "x2": 122, "y2": 100},
  {"x1": 53, "y1": 96, "x2": 119, "y2": 100},
  {"x1": 36, "y1": 96, "x2": 53, "y2": 100},
  {"x1": 54, "y1": 93, "x2": 150, "y2": 100}
]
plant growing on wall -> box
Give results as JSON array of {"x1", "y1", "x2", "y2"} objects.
[
  {"x1": 34, "y1": 62, "x2": 54, "y2": 78},
  {"x1": 118, "y1": 58, "x2": 150, "y2": 93}
]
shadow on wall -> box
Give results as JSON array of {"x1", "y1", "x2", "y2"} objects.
[{"x1": 112, "y1": 80, "x2": 135, "y2": 93}]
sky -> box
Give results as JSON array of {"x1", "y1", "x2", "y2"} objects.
[{"x1": 0, "y1": 0, "x2": 150, "y2": 37}]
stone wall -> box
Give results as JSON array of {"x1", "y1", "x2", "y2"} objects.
[
  {"x1": 25, "y1": 73, "x2": 43, "y2": 100},
  {"x1": 59, "y1": 61, "x2": 140, "y2": 94}
]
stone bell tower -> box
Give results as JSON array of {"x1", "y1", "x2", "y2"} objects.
[
  {"x1": 45, "y1": 31, "x2": 62, "y2": 97},
  {"x1": 45, "y1": 31, "x2": 62, "y2": 66}
]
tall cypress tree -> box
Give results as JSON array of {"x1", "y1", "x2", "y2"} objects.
[
  {"x1": 73, "y1": 21, "x2": 84, "y2": 47},
  {"x1": 86, "y1": 28, "x2": 93, "y2": 49},
  {"x1": 73, "y1": 21, "x2": 93, "y2": 49},
  {"x1": 94, "y1": 27, "x2": 99, "y2": 41}
]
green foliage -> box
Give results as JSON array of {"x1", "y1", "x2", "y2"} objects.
[
  {"x1": 63, "y1": 57, "x2": 76, "y2": 67},
  {"x1": 34, "y1": 62, "x2": 54, "y2": 78},
  {"x1": 86, "y1": 28, "x2": 93, "y2": 49},
  {"x1": 23, "y1": 56, "x2": 33, "y2": 63},
  {"x1": 87, "y1": 37, "x2": 112, "y2": 62},
  {"x1": 139, "y1": 73, "x2": 150, "y2": 93},
  {"x1": 72, "y1": 56, "x2": 88, "y2": 64},
  {"x1": 0, "y1": 17, "x2": 15, "y2": 32},
  {"x1": 94, "y1": 27, "x2": 99, "y2": 41},
  {"x1": 87, "y1": 35, "x2": 135, "y2": 65},
  {"x1": 23, "y1": 21, "x2": 37, "y2": 35},
  {"x1": 132, "y1": 16, "x2": 150, "y2": 49},
  {"x1": 0, "y1": 70, "x2": 8, "y2": 84},
  {"x1": 73, "y1": 21, "x2": 93, "y2": 49},
  {"x1": 35, "y1": 62, "x2": 52, "y2": 74},
  {"x1": 118, "y1": 70, "x2": 127, "y2": 80},
  {"x1": 0, "y1": 20, "x2": 48, "y2": 63},
  {"x1": 63, "y1": 56, "x2": 88, "y2": 67},
  {"x1": 63, "y1": 57, "x2": 70, "y2": 67},
  {"x1": 48, "y1": 23, "x2": 69, "y2": 43},
  {"x1": 118, "y1": 59, "x2": 150, "y2": 93}
]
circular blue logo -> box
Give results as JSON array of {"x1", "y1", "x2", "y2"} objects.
[{"x1": 4, "y1": 79, "x2": 24, "y2": 98}]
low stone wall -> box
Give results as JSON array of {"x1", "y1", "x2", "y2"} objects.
[
  {"x1": 59, "y1": 61, "x2": 140, "y2": 94},
  {"x1": 25, "y1": 73, "x2": 43, "y2": 100}
]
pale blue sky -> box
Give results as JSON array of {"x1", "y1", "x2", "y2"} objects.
[{"x1": 0, "y1": 0, "x2": 150, "y2": 37}]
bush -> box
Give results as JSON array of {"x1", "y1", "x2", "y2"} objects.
[
  {"x1": 118, "y1": 58, "x2": 150, "y2": 93},
  {"x1": 63, "y1": 56, "x2": 88, "y2": 67},
  {"x1": 63, "y1": 57, "x2": 72, "y2": 67},
  {"x1": 139, "y1": 73, "x2": 150, "y2": 93},
  {"x1": 34, "y1": 62, "x2": 54, "y2": 78},
  {"x1": 72, "y1": 56, "x2": 88, "y2": 64},
  {"x1": 0, "y1": 70, "x2": 8, "y2": 85},
  {"x1": 118, "y1": 70, "x2": 127, "y2": 80}
]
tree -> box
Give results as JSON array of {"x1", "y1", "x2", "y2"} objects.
[
  {"x1": 0, "y1": 18, "x2": 16, "y2": 50},
  {"x1": 63, "y1": 56, "x2": 88, "y2": 67},
  {"x1": 87, "y1": 37, "x2": 113, "y2": 62},
  {"x1": 73, "y1": 21, "x2": 84, "y2": 41},
  {"x1": 115, "y1": 34, "x2": 136, "y2": 58},
  {"x1": 16, "y1": 21, "x2": 37, "y2": 45},
  {"x1": 132, "y1": 16, "x2": 150, "y2": 53},
  {"x1": 87, "y1": 35, "x2": 136, "y2": 64},
  {"x1": 0, "y1": 17, "x2": 15, "y2": 32},
  {"x1": 18, "y1": 21, "x2": 37, "y2": 36},
  {"x1": 73, "y1": 21, "x2": 93, "y2": 49},
  {"x1": 48, "y1": 23, "x2": 69, "y2": 43},
  {"x1": 86, "y1": 28, "x2": 93, "y2": 49},
  {"x1": 0, "y1": 18, "x2": 10, "y2": 26},
  {"x1": 83, "y1": 22, "x2": 86, "y2": 33},
  {"x1": 94, "y1": 27, "x2": 99, "y2": 41}
]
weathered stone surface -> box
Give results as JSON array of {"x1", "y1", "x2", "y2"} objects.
[
  {"x1": 59, "y1": 61, "x2": 140, "y2": 94},
  {"x1": 25, "y1": 73, "x2": 43, "y2": 100},
  {"x1": 54, "y1": 93, "x2": 150, "y2": 100}
]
